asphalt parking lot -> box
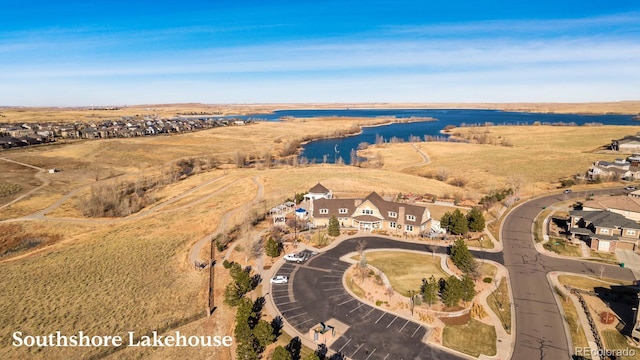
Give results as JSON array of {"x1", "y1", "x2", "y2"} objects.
[{"x1": 271, "y1": 238, "x2": 467, "y2": 360}]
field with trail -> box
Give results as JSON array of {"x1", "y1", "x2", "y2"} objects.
[{"x1": 360, "y1": 125, "x2": 640, "y2": 193}]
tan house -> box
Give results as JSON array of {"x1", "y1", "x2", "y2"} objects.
[
  {"x1": 310, "y1": 190, "x2": 432, "y2": 235},
  {"x1": 569, "y1": 210, "x2": 640, "y2": 252},
  {"x1": 583, "y1": 193, "x2": 640, "y2": 222}
]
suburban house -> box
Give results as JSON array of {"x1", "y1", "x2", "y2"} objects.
[
  {"x1": 308, "y1": 186, "x2": 432, "y2": 235},
  {"x1": 587, "y1": 158, "x2": 640, "y2": 181},
  {"x1": 569, "y1": 210, "x2": 640, "y2": 252},
  {"x1": 612, "y1": 135, "x2": 640, "y2": 152},
  {"x1": 304, "y1": 183, "x2": 333, "y2": 201},
  {"x1": 583, "y1": 192, "x2": 640, "y2": 222}
]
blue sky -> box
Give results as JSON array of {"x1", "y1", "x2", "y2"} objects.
[{"x1": 1, "y1": 1, "x2": 639, "y2": 106}]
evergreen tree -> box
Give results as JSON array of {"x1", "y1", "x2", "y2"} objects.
[
  {"x1": 421, "y1": 275, "x2": 439, "y2": 308},
  {"x1": 450, "y1": 238, "x2": 478, "y2": 276},
  {"x1": 236, "y1": 341, "x2": 259, "y2": 360},
  {"x1": 272, "y1": 346, "x2": 293, "y2": 360},
  {"x1": 460, "y1": 274, "x2": 476, "y2": 304},
  {"x1": 253, "y1": 319, "x2": 275, "y2": 350},
  {"x1": 442, "y1": 276, "x2": 462, "y2": 308},
  {"x1": 327, "y1": 215, "x2": 340, "y2": 236},
  {"x1": 304, "y1": 353, "x2": 322, "y2": 360},
  {"x1": 466, "y1": 207, "x2": 486, "y2": 232},
  {"x1": 224, "y1": 282, "x2": 242, "y2": 306},
  {"x1": 265, "y1": 236, "x2": 280, "y2": 260},
  {"x1": 449, "y1": 209, "x2": 468, "y2": 235}
]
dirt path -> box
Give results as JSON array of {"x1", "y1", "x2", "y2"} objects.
[
  {"x1": 188, "y1": 175, "x2": 264, "y2": 266},
  {"x1": 411, "y1": 143, "x2": 430, "y2": 165},
  {"x1": 0, "y1": 157, "x2": 50, "y2": 211}
]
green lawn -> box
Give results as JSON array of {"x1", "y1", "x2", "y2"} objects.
[
  {"x1": 359, "y1": 251, "x2": 449, "y2": 296},
  {"x1": 443, "y1": 319, "x2": 497, "y2": 357},
  {"x1": 602, "y1": 330, "x2": 640, "y2": 360},
  {"x1": 544, "y1": 237, "x2": 583, "y2": 257},
  {"x1": 487, "y1": 277, "x2": 511, "y2": 334}
]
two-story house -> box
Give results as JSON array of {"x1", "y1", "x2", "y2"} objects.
[
  {"x1": 569, "y1": 210, "x2": 640, "y2": 252},
  {"x1": 310, "y1": 190, "x2": 432, "y2": 235}
]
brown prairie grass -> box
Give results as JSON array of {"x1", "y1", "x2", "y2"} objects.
[
  {"x1": 0, "y1": 175, "x2": 261, "y2": 359},
  {"x1": 368, "y1": 125, "x2": 640, "y2": 193}
]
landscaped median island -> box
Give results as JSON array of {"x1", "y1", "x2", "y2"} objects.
[
  {"x1": 556, "y1": 274, "x2": 640, "y2": 360},
  {"x1": 344, "y1": 246, "x2": 503, "y2": 357}
]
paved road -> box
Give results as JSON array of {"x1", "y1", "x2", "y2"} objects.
[
  {"x1": 503, "y1": 188, "x2": 635, "y2": 360},
  {"x1": 273, "y1": 237, "x2": 502, "y2": 360}
]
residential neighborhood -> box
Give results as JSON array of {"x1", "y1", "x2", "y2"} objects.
[{"x1": 0, "y1": 116, "x2": 253, "y2": 149}]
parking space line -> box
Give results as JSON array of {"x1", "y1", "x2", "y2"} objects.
[
  {"x1": 349, "y1": 303, "x2": 364, "y2": 313},
  {"x1": 324, "y1": 287, "x2": 344, "y2": 291},
  {"x1": 375, "y1": 313, "x2": 386, "y2": 324},
  {"x1": 274, "y1": 300, "x2": 295, "y2": 306},
  {"x1": 351, "y1": 343, "x2": 364, "y2": 358},
  {"x1": 411, "y1": 325, "x2": 421, "y2": 338},
  {"x1": 328, "y1": 292, "x2": 350, "y2": 299},
  {"x1": 362, "y1": 307, "x2": 375, "y2": 318},
  {"x1": 279, "y1": 306, "x2": 302, "y2": 312},
  {"x1": 365, "y1": 348, "x2": 377, "y2": 360},
  {"x1": 322, "y1": 281, "x2": 342, "y2": 284},
  {"x1": 386, "y1": 316, "x2": 397, "y2": 328},
  {"x1": 286, "y1": 312, "x2": 308, "y2": 320},
  {"x1": 294, "y1": 318, "x2": 315, "y2": 326},
  {"x1": 337, "y1": 298, "x2": 356, "y2": 306},
  {"x1": 272, "y1": 295, "x2": 290, "y2": 299},
  {"x1": 383, "y1": 353, "x2": 390, "y2": 360},
  {"x1": 399, "y1": 320, "x2": 410, "y2": 332},
  {"x1": 323, "y1": 275, "x2": 342, "y2": 278},
  {"x1": 338, "y1": 338, "x2": 351, "y2": 352}
]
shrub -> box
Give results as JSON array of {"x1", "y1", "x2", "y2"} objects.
[
  {"x1": 223, "y1": 260, "x2": 233, "y2": 269},
  {"x1": 375, "y1": 300, "x2": 383, "y2": 306},
  {"x1": 483, "y1": 277, "x2": 493, "y2": 283}
]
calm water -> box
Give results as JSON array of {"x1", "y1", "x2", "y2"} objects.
[{"x1": 230, "y1": 109, "x2": 637, "y2": 164}]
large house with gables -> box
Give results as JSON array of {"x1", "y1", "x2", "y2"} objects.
[
  {"x1": 308, "y1": 185, "x2": 432, "y2": 235},
  {"x1": 569, "y1": 210, "x2": 640, "y2": 252}
]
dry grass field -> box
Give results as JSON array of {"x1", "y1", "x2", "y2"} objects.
[{"x1": 360, "y1": 125, "x2": 640, "y2": 193}]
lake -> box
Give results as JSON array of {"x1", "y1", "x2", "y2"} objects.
[{"x1": 230, "y1": 109, "x2": 637, "y2": 164}]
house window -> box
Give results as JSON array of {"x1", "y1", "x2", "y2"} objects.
[
  {"x1": 406, "y1": 215, "x2": 416, "y2": 221},
  {"x1": 600, "y1": 228, "x2": 609, "y2": 234},
  {"x1": 339, "y1": 208, "x2": 348, "y2": 214},
  {"x1": 361, "y1": 208, "x2": 373, "y2": 215},
  {"x1": 389, "y1": 222, "x2": 396, "y2": 228},
  {"x1": 627, "y1": 229, "x2": 637, "y2": 236},
  {"x1": 319, "y1": 209, "x2": 329, "y2": 215},
  {"x1": 405, "y1": 225, "x2": 414, "y2": 232},
  {"x1": 388, "y1": 211, "x2": 397, "y2": 218}
]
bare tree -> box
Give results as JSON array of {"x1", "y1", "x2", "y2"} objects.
[{"x1": 385, "y1": 285, "x2": 394, "y2": 300}]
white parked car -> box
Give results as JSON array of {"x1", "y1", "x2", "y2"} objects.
[
  {"x1": 284, "y1": 253, "x2": 305, "y2": 263},
  {"x1": 625, "y1": 186, "x2": 637, "y2": 191},
  {"x1": 270, "y1": 275, "x2": 289, "y2": 284}
]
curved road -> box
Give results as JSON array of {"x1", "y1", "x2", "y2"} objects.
[
  {"x1": 503, "y1": 188, "x2": 635, "y2": 360},
  {"x1": 274, "y1": 237, "x2": 502, "y2": 360},
  {"x1": 273, "y1": 188, "x2": 637, "y2": 359}
]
